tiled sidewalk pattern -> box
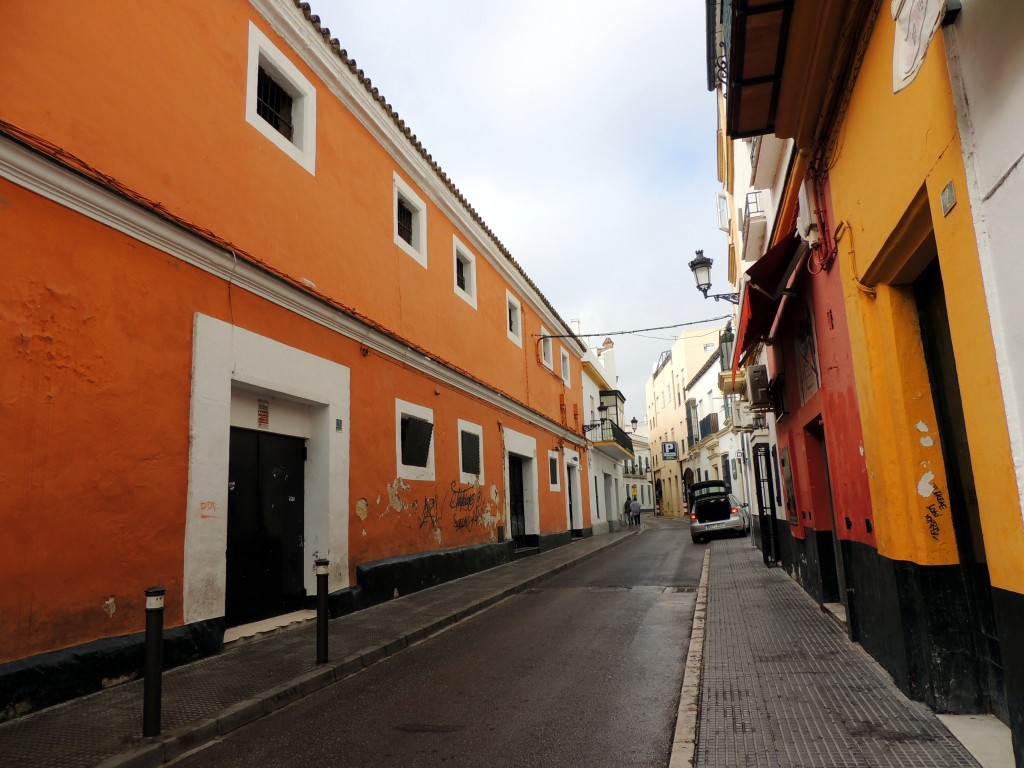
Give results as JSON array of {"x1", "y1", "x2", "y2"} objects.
[{"x1": 697, "y1": 540, "x2": 981, "y2": 767}]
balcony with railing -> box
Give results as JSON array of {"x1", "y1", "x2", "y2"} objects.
[{"x1": 587, "y1": 418, "x2": 635, "y2": 462}]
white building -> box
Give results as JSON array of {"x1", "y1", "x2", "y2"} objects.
[
  {"x1": 582, "y1": 338, "x2": 633, "y2": 533},
  {"x1": 944, "y1": 3, "x2": 1024, "y2": 520},
  {"x1": 625, "y1": 429, "x2": 655, "y2": 515}
]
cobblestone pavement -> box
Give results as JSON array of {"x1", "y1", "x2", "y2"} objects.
[{"x1": 697, "y1": 539, "x2": 981, "y2": 768}]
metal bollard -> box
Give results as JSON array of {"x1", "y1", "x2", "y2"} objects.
[
  {"x1": 315, "y1": 559, "x2": 329, "y2": 664},
  {"x1": 143, "y1": 586, "x2": 165, "y2": 737}
]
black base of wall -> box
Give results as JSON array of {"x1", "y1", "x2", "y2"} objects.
[
  {"x1": 538, "y1": 530, "x2": 572, "y2": 551},
  {"x1": 356, "y1": 540, "x2": 515, "y2": 607},
  {"x1": 768, "y1": 525, "x2": 998, "y2": 719},
  {"x1": 845, "y1": 541, "x2": 986, "y2": 714},
  {"x1": 0, "y1": 617, "x2": 224, "y2": 723},
  {"x1": 993, "y1": 587, "x2": 1024, "y2": 766}
]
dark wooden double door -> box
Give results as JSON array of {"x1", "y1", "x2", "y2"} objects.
[{"x1": 226, "y1": 428, "x2": 306, "y2": 627}]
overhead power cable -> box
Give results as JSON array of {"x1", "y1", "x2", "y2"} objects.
[{"x1": 536, "y1": 314, "x2": 733, "y2": 340}]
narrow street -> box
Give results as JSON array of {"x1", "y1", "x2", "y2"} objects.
[{"x1": 171, "y1": 517, "x2": 701, "y2": 768}]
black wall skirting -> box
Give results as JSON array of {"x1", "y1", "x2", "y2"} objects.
[
  {"x1": 992, "y1": 587, "x2": 1024, "y2": 766},
  {"x1": 0, "y1": 617, "x2": 224, "y2": 724},
  {"x1": 356, "y1": 540, "x2": 515, "y2": 606}
]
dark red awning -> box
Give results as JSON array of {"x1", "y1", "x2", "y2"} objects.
[{"x1": 732, "y1": 229, "x2": 803, "y2": 370}]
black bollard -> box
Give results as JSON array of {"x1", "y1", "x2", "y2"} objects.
[
  {"x1": 143, "y1": 586, "x2": 165, "y2": 737},
  {"x1": 315, "y1": 559, "x2": 329, "y2": 664}
]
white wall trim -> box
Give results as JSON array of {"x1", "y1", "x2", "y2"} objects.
[
  {"x1": 453, "y1": 235, "x2": 478, "y2": 309},
  {"x1": 502, "y1": 427, "x2": 539, "y2": 535},
  {"x1": 0, "y1": 136, "x2": 584, "y2": 448},
  {"x1": 185, "y1": 314, "x2": 349, "y2": 623},
  {"x1": 457, "y1": 419, "x2": 485, "y2": 485},
  {"x1": 563, "y1": 446, "x2": 581, "y2": 530},
  {"x1": 393, "y1": 172, "x2": 428, "y2": 268},
  {"x1": 506, "y1": 290, "x2": 523, "y2": 347},
  {"x1": 245, "y1": 21, "x2": 317, "y2": 174},
  {"x1": 395, "y1": 399, "x2": 435, "y2": 481}
]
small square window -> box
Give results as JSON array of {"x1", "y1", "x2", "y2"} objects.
[
  {"x1": 257, "y1": 66, "x2": 293, "y2": 140},
  {"x1": 393, "y1": 173, "x2": 428, "y2": 268},
  {"x1": 560, "y1": 348, "x2": 571, "y2": 386},
  {"x1": 506, "y1": 291, "x2": 522, "y2": 347},
  {"x1": 458, "y1": 420, "x2": 484, "y2": 484},
  {"x1": 547, "y1": 451, "x2": 561, "y2": 491},
  {"x1": 453, "y1": 237, "x2": 477, "y2": 309},
  {"x1": 540, "y1": 326, "x2": 553, "y2": 369},
  {"x1": 245, "y1": 22, "x2": 316, "y2": 174},
  {"x1": 396, "y1": 399, "x2": 434, "y2": 481}
]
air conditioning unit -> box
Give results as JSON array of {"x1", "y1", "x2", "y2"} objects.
[
  {"x1": 747, "y1": 364, "x2": 770, "y2": 409},
  {"x1": 797, "y1": 180, "x2": 820, "y2": 247}
]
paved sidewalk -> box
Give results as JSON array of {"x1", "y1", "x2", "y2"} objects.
[
  {"x1": 694, "y1": 539, "x2": 981, "y2": 767},
  {"x1": 0, "y1": 530, "x2": 634, "y2": 768}
]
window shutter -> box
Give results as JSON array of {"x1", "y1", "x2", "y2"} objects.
[{"x1": 460, "y1": 431, "x2": 480, "y2": 475}]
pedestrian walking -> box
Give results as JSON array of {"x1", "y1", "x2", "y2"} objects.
[
  {"x1": 623, "y1": 496, "x2": 633, "y2": 526},
  {"x1": 629, "y1": 496, "x2": 641, "y2": 526}
]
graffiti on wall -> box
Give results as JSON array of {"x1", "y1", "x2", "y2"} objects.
[
  {"x1": 924, "y1": 485, "x2": 948, "y2": 541},
  {"x1": 367, "y1": 478, "x2": 501, "y2": 545}
]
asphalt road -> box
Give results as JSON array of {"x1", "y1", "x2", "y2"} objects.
[{"x1": 172, "y1": 516, "x2": 704, "y2": 768}]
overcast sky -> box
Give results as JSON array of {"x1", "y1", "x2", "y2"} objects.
[{"x1": 310, "y1": 0, "x2": 731, "y2": 425}]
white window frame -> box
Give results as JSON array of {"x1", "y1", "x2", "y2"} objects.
[
  {"x1": 506, "y1": 291, "x2": 523, "y2": 347},
  {"x1": 393, "y1": 172, "x2": 428, "y2": 268},
  {"x1": 453, "y1": 236, "x2": 477, "y2": 308},
  {"x1": 560, "y1": 347, "x2": 571, "y2": 386},
  {"x1": 457, "y1": 419, "x2": 484, "y2": 485},
  {"x1": 540, "y1": 325, "x2": 553, "y2": 369},
  {"x1": 547, "y1": 450, "x2": 561, "y2": 491},
  {"x1": 395, "y1": 399, "x2": 435, "y2": 481},
  {"x1": 245, "y1": 22, "x2": 317, "y2": 175}
]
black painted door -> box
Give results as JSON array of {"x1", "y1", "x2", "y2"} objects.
[
  {"x1": 226, "y1": 428, "x2": 306, "y2": 627},
  {"x1": 753, "y1": 444, "x2": 780, "y2": 566},
  {"x1": 508, "y1": 455, "x2": 526, "y2": 545},
  {"x1": 915, "y1": 257, "x2": 1006, "y2": 721}
]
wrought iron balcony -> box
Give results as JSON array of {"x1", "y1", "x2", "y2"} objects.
[{"x1": 586, "y1": 418, "x2": 635, "y2": 461}]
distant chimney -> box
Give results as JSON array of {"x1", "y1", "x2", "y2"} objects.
[{"x1": 570, "y1": 318, "x2": 581, "y2": 335}]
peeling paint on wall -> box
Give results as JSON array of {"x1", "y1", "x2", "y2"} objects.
[
  {"x1": 918, "y1": 471, "x2": 936, "y2": 497},
  {"x1": 916, "y1": 421, "x2": 929, "y2": 433},
  {"x1": 386, "y1": 478, "x2": 411, "y2": 514},
  {"x1": 355, "y1": 498, "x2": 369, "y2": 521},
  {"x1": 920, "y1": 436, "x2": 934, "y2": 447}
]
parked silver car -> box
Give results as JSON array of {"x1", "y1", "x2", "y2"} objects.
[{"x1": 688, "y1": 482, "x2": 750, "y2": 543}]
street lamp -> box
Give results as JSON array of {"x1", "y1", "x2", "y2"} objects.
[
  {"x1": 630, "y1": 417, "x2": 638, "y2": 433},
  {"x1": 752, "y1": 413, "x2": 767, "y2": 430},
  {"x1": 689, "y1": 250, "x2": 740, "y2": 304}
]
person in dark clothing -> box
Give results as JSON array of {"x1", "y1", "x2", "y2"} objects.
[{"x1": 629, "y1": 496, "x2": 641, "y2": 526}]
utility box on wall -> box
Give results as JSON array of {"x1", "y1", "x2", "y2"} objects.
[{"x1": 746, "y1": 364, "x2": 770, "y2": 409}]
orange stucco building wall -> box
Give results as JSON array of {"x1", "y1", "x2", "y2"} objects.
[{"x1": 1, "y1": 0, "x2": 590, "y2": 668}]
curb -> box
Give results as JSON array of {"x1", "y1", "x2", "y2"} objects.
[
  {"x1": 668, "y1": 546, "x2": 709, "y2": 768},
  {"x1": 95, "y1": 530, "x2": 637, "y2": 767}
]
